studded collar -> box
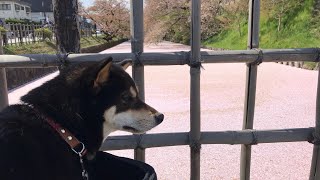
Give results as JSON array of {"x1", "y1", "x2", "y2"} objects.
[
  {"x1": 45, "y1": 117, "x2": 87, "y2": 157},
  {"x1": 24, "y1": 104, "x2": 89, "y2": 179}
]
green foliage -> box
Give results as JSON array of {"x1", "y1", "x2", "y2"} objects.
[
  {"x1": 4, "y1": 36, "x2": 108, "y2": 55},
  {"x1": 303, "y1": 62, "x2": 317, "y2": 70},
  {"x1": 203, "y1": 0, "x2": 320, "y2": 50},
  {"x1": 35, "y1": 28, "x2": 53, "y2": 41},
  {"x1": 0, "y1": 26, "x2": 7, "y2": 34},
  {"x1": 5, "y1": 18, "x2": 24, "y2": 24},
  {"x1": 80, "y1": 36, "x2": 105, "y2": 48},
  {"x1": 5, "y1": 18, "x2": 41, "y2": 25},
  {"x1": 203, "y1": 17, "x2": 249, "y2": 50},
  {"x1": 311, "y1": 0, "x2": 320, "y2": 38}
]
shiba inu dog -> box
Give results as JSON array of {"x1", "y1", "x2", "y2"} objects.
[{"x1": 0, "y1": 57, "x2": 163, "y2": 180}]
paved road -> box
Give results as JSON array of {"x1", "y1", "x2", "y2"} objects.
[{"x1": 9, "y1": 41, "x2": 319, "y2": 179}]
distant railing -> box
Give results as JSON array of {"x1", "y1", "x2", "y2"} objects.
[{"x1": 1, "y1": 23, "x2": 94, "y2": 46}]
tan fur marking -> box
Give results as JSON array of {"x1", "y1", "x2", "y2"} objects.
[
  {"x1": 102, "y1": 106, "x2": 117, "y2": 140},
  {"x1": 94, "y1": 61, "x2": 112, "y2": 88},
  {"x1": 130, "y1": 86, "x2": 137, "y2": 98},
  {"x1": 121, "y1": 60, "x2": 132, "y2": 70}
]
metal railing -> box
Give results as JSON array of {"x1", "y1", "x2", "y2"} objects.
[
  {"x1": 2, "y1": 23, "x2": 93, "y2": 45},
  {"x1": 0, "y1": 0, "x2": 320, "y2": 179}
]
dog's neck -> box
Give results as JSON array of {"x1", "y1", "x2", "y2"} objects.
[
  {"x1": 21, "y1": 74, "x2": 84, "y2": 123},
  {"x1": 20, "y1": 76, "x2": 103, "y2": 155}
]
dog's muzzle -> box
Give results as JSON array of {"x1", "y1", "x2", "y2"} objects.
[{"x1": 155, "y1": 114, "x2": 164, "y2": 124}]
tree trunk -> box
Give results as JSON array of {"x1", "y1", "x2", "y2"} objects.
[
  {"x1": 53, "y1": 0, "x2": 80, "y2": 53},
  {"x1": 277, "y1": 4, "x2": 284, "y2": 32},
  {"x1": 277, "y1": 15, "x2": 281, "y2": 32},
  {"x1": 238, "y1": 19, "x2": 242, "y2": 37}
]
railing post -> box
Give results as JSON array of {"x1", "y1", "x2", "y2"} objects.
[
  {"x1": 130, "y1": 0, "x2": 145, "y2": 162},
  {"x1": 31, "y1": 24, "x2": 36, "y2": 43},
  {"x1": 3, "y1": 25, "x2": 7, "y2": 46},
  {"x1": 0, "y1": 35, "x2": 8, "y2": 111},
  {"x1": 18, "y1": 23, "x2": 23, "y2": 45},
  {"x1": 309, "y1": 53, "x2": 320, "y2": 179},
  {"x1": 240, "y1": 0, "x2": 260, "y2": 180},
  {"x1": 190, "y1": 0, "x2": 201, "y2": 179},
  {"x1": 13, "y1": 24, "x2": 17, "y2": 45},
  {"x1": 8, "y1": 23, "x2": 12, "y2": 45}
]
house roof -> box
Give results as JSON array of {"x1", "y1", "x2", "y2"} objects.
[{"x1": 23, "y1": 0, "x2": 52, "y2": 12}]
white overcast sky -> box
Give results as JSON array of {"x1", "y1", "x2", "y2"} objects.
[
  {"x1": 80, "y1": 0, "x2": 130, "y2": 7},
  {"x1": 80, "y1": 0, "x2": 94, "y2": 7}
]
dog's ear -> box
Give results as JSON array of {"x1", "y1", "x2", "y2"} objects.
[
  {"x1": 94, "y1": 57, "x2": 113, "y2": 88},
  {"x1": 117, "y1": 59, "x2": 132, "y2": 70}
]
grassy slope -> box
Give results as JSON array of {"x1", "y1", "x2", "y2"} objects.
[
  {"x1": 203, "y1": 0, "x2": 320, "y2": 50},
  {"x1": 4, "y1": 36, "x2": 107, "y2": 55}
]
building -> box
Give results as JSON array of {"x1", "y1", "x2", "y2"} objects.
[
  {"x1": 23, "y1": 0, "x2": 53, "y2": 23},
  {"x1": 0, "y1": 0, "x2": 32, "y2": 21}
]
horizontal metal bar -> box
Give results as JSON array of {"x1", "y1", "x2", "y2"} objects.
[
  {"x1": 201, "y1": 48, "x2": 319, "y2": 63},
  {"x1": 100, "y1": 128, "x2": 314, "y2": 151},
  {"x1": 0, "y1": 53, "x2": 132, "y2": 68},
  {"x1": 0, "y1": 48, "x2": 319, "y2": 68}
]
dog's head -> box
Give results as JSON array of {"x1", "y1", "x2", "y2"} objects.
[
  {"x1": 22, "y1": 57, "x2": 163, "y2": 153},
  {"x1": 86, "y1": 57, "x2": 164, "y2": 140}
]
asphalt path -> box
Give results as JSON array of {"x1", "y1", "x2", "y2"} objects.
[{"x1": 9, "y1": 41, "x2": 318, "y2": 179}]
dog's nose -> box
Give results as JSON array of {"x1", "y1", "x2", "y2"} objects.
[{"x1": 155, "y1": 114, "x2": 164, "y2": 124}]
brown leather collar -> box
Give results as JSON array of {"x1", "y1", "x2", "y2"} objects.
[
  {"x1": 46, "y1": 118, "x2": 89, "y2": 179},
  {"x1": 45, "y1": 117, "x2": 87, "y2": 157},
  {"x1": 29, "y1": 105, "x2": 89, "y2": 179}
]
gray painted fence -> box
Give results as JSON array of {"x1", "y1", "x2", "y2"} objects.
[{"x1": 0, "y1": 0, "x2": 320, "y2": 180}]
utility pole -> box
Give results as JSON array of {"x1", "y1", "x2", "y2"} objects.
[
  {"x1": 53, "y1": 0, "x2": 80, "y2": 53},
  {"x1": 42, "y1": 1, "x2": 46, "y2": 24}
]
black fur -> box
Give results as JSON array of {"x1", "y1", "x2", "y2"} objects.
[{"x1": 0, "y1": 58, "x2": 155, "y2": 180}]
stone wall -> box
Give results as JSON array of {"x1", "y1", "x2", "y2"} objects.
[
  {"x1": 6, "y1": 67, "x2": 58, "y2": 90},
  {"x1": 276, "y1": 62, "x2": 319, "y2": 70}
]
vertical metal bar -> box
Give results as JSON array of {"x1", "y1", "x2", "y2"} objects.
[
  {"x1": 9, "y1": 23, "x2": 12, "y2": 45},
  {"x1": 14, "y1": 24, "x2": 17, "y2": 45},
  {"x1": 190, "y1": 0, "x2": 201, "y2": 179},
  {"x1": 0, "y1": 35, "x2": 8, "y2": 111},
  {"x1": 19, "y1": 24, "x2": 23, "y2": 45},
  {"x1": 130, "y1": 0, "x2": 145, "y2": 162},
  {"x1": 309, "y1": 59, "x2": 320, "y2": 179},
  {"x1": 240, "y1": 0, "x2": 260, "y2": 180},
  {"x1": 27, "y1": 25, "x2": 30, "y2": 44},
  {"x1": 25, "y1": 25, "x2": 28, "y2": 44},
  {"x1": 31, "y1": 24, "x2": 35, "y2": 43}
]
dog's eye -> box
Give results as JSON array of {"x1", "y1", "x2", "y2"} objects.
[{"x1": 122, "y1": 93, "x2": 132, "y2": 102}]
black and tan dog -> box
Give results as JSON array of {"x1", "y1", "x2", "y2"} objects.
[{"x1": 0, "y1": 57, "x2": 164, "y2": 180}]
